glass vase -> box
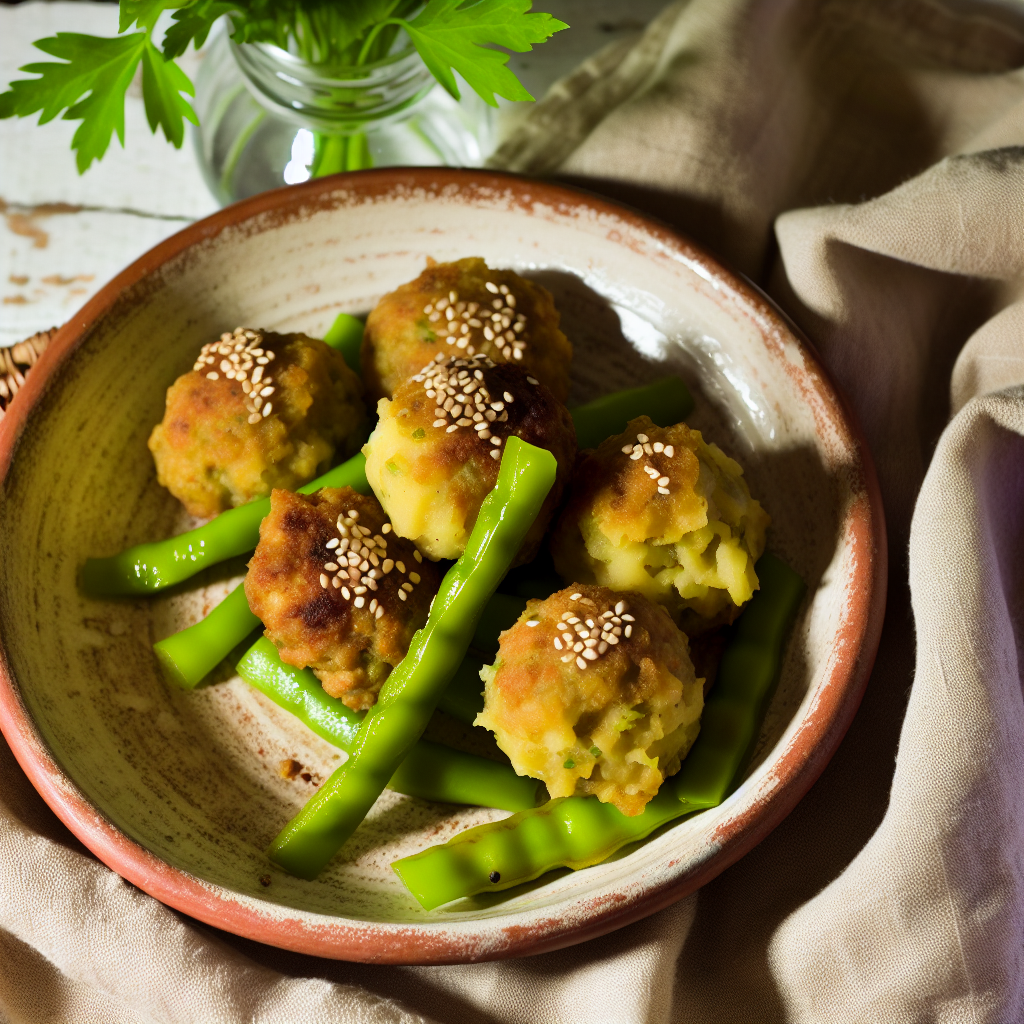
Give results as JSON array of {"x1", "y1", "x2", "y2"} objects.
[{"x1": 192, "y1": 25, "x2": 494, "y2": 206}]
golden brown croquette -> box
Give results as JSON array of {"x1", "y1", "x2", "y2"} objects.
[
  {"x1": 244, "y1": 486, "x2": 440, "y2": 711},
  {"x1": 363, "y1": 354, "x2": 576, "y2": 562},
  {"x1": 475, "y1": 585, "x2": 704, "y2": 816},
  {"x1": 552, "y1": 416, "x2": 770, "y2": 631},
  {"x1": 362, "y1": 257, "x2": 572, "y2": 401},
  {"x1": 149, "y1": 327, "x2": 365, "y2": 518}
]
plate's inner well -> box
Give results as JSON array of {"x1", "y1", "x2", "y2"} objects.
[{"x1": 0, "y1": 184, "x2": 863, "y2": 935}]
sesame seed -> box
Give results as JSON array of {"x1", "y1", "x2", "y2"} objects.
[
  {"x1": 485, "y1": 281, "x2": 499, "y2": 293},
  {"x1": 624, "y1": 625, "x2": 633, "y2": 637},
  {"x1": 561, "y1": 654, "x2": 574, "y2": 663},
  {"x1": 413, "y1": 550, "x2": 422, "y2": 563},
  {"x1": 621, "y1": 445, "x2": 634, "y2": 454},
  {"x1": 409, "y1": 572, "x2": 421, "y2": 584},
  {"x1": 332, "y1": 577, "x2": 342, "y2": 589},
  {"x1": 383, "y1": 559, "x2": 394, "y2": 573},
  {"x1": 582, "y1": 648, "x2": 598, "y2": 661},
  {"x1": 341, "y1": 587, "x2": 351, "y2": 599},
  {"x1": 206, "y1": 372, "x2": 219, "y2": 381},
  {"x1": 653, "y1": 442, "x2": 664, "y2": 452},
  {"x1": 490, "y1": 436, "x2": 502, "y2": 446},
  {"x1": 319, "y1": 574, "x2": 328, "y2": 588},
  {"x1": 658, "y1": 486, "x2": 670, "y2": 494},
  {"x1": 396, "y1": 561, "x2": 406, "y2": 573},
  {"x1": 637, "y1": 433, "x2": 649, "y2": 443},
  {"x1": 576, "y1": 656, "x2": 587, "y2": 670},
  {"x1": 664, "y1": 445, "x2": 675, "y2": 458},
  {"x1": 490, "y1": 450, "x2": 501, "y2": 459},
  {"x1": 324, "y1": 562, "x2": 338, "y2": 571},
  {"x1": 622, "y1": 614, "x2": 635, "y2": 621},
  {"x1": 570, "y1": 593, "x2": 581, "y2": 601},
  {"x1": 382, "y1": 523, "x2": 392, "y2": 534},
  {"x1": 598, "y1": 641, "x2": 608, "y2": 654},
  {"x1": 629, "y1": 451, "x2": 642, "y2": 461},
  {"x1": 354, "y1": 596, "x2": 365, "y2": 608},
  {"x1": 449, "y1": 290, "x2": 458, "y2": 303},
  {"x1": 370, "y1": 598, "x2": 378, "y2": 612},
  {"x1": 446, "y1": 424, "x2": 459, "y2": 433},
  {"x1": 376, "y1": 606, "x2": 385, "y2": 619},
  {"x1": 398, "y1": 590, "x2": 407, "y2": 601},
  {"x1": 615, "y1": 601, "x2": 626, "y2": 614},
  {"x1": 527, "y1": 376, "x2": 539, "y2": 385}
]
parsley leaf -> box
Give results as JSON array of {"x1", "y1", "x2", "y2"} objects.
[
  {"x1": 400, "y1": 0, "x2": 567, "y2": 106},
  {"x1": 0, "y1": 33, "x2": 147, "y2": 170},
  {"x1": 163, "y1": 1, "x2": 242, "y2": 60},
  {"x1": 0, "y1": 29, "x2": 197, "y2": 172},
  {"x1": 141, "y1": 41, "x2": 198, "y2": 148}
]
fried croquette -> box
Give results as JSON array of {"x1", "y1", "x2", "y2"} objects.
[
  {"x1": 148, "y1": 327, "x2": 365, "y2": 518},
  {"x1": 362, "y1": 354, "x2": 576, "y2": 562},
  {"x1": 362, "y1": 257, "x2": 572, "y2": 402},
  {"x1": 552, "y1": 416, "x2": 770, "y2": 631},
  {"x1": 244, "y1": 486, "x2": 440, "y2": 711},
  {"x1": 475, "y1": 585, "x2": 704, "y2": 816}
]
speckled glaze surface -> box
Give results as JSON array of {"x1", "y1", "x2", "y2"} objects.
[{"x1": 0, "y1": 169, "x2": 885, "y2": 964}]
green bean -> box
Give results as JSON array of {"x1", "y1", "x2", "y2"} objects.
[
  {"x1": 237, "y1": 637, "x2": 541, "y2": 811},
  {"x1": 321, "y1": 311, "x2": 364, "y2": 374},
  {"x1": 154, "y1": 584, "x2": 257, "y2": 690},
  {"x1": 391, "y1": 553, "x2": 805, "y2": 909},
  {"x1": 80, "y1": 453, "x2": 370, "y2": 596},
  {"x1": 570, "y1": 377, "x2": 693, "y2": 451},
  {"x1": 268, "y1": 436, "x2": 557, "y2": 880}
]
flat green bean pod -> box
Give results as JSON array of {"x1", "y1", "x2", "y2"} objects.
[
  {"x1": 392, "y1": 553, "x2": 805, "y2": 909},
  {"x1": 237, "y1": 637, "x2": 541, "y2": 811},
  {"x1": 268, "y1": 436, "x2": 557, "y2": 880}
]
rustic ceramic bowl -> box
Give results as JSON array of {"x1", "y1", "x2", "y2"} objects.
[{"x1": 0, "y1": 169, "x2": 885, "y2": 964}]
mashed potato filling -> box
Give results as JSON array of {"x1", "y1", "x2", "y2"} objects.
[
  {"x1": 553, "y1": 416, "x2": 769, "y2": 628},
  {"x1": 476, "y1": 585, "x2": 704, "y2": 816}
]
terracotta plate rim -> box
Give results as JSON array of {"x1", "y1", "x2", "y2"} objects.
[{"x1": 0, "y1": 167, "x2": 887, "y2": 964}]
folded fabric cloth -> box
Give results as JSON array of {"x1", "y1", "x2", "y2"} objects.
[{"x1": 1, "y1": 0, "x2": 1022, "y2": 1020}]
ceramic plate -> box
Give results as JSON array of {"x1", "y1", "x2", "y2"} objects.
[{"x1": 0, "y1": 169, "x2": 885, "y2": 963}]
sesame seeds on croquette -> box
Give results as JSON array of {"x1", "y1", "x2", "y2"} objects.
[
  {"x1": 553, "y1": 596, "x2": 635, "y2": 669},
  {"x1": 192, "y1": 327, "x2": 279, "y2": 424},
  {"x1": 423, "y1": 281, "x2": 529, "y2": 362},
  {"x1": 411, "y1": 353, "x2": 540, "y2": 459},
  {"x1": 621, "y1": 431, "x2": 677, "y2": 494},
  {"x1": 316, "y1": 507, "x2": 424, "y2": 612}
]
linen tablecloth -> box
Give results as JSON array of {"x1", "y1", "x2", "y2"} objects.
[{"x1": 1, "y1": 0, "x2": 1023, "y2": 1020}]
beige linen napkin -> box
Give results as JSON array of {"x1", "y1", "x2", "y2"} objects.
[{"x1": 2, "y1": 0, "x2": 1023, "y2": 1020}]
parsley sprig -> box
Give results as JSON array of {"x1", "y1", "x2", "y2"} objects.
[{"x1": 0, "y1": 0, "x2": 567, "y2": 173}]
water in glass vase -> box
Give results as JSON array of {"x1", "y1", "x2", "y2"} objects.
[{"x1": 193, "y1": 25, "x2": 494, "y2": 206}]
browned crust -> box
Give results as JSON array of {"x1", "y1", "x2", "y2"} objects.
[{"x1": 244, "y1": 486, "x2": 440, "y2": 710}]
